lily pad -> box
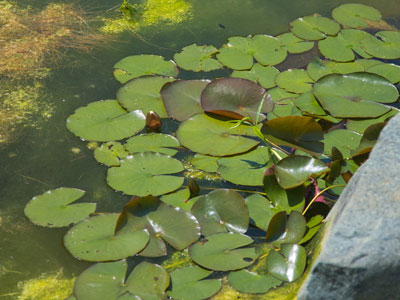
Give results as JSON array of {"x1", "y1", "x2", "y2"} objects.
[
  {"x1": 167, "y1": 266, "x2": 221, "y2": 300},
  {"x1": 275, "y1": 69, "x2": 314, "y2": 93},
  {"x1": 190, "y1": 154, "x2": 219, "y2": 173},
  {"x1": 366, "y1": 63, "x2": 400, "y2": 84},
  {"x1": 306, "y1": 57, "x2": 364, "y2": 81},
  {"x1": 113, "y1": 54, "x2": 178, "y2": 84},
  {"x1": 290, "y1": 15, "x2": 340, "y2": 40},
  {"x1": 160, "y1": 80, "x2": 208, "y2": 121},
  {"x1": 174, "y1": 44, "x2": 222, "y2": 72},
  {"x1": 295, "y1": 92, "x2": 327, "y2": 116},
  {"x1": 346, "y1": 109, "x2": 398, "y2": 133},
  {"x1": 115, "y1": 196, "x2": 200, "y2": 257},
  {"x1": 24, "y1": 188, "x2": 96, "y2": 228},
  {"x1": 216, "y1": 36, "x2": 254, "y2": 70},
  {"x1": 66, "y1": 100, "x2": 145, "y2": 142},
  {"x1": 323, "y1": 129, "x2": 362, "y2": 158},
  {"x1": 277, "y1": 32, "x2": 314, "y2": 54},
  {"x1": 250, "y1": 34, "x2": 287, "y2": 66},
  {"x1": 299, "y1": 215, "x2": 324, "y2": 244},
  {"x1": 266, "y1": 211, "x2": 307, "y2": 245},
  {"x1": 190, "y1": 189, "x2": 249, "y2": 236},
  {"x1": 360, "y1": 31, "x2": 400, "y2": 59},
  {"x1": 313, "y1": 73, "x2": 399, "y2": 118},
  {"x1": 177, "y1": 114, "x2": 259, "y2": 156},
  {"x1": 94, "y1": 142, "x2": 129, "y2": 167},
  {"x1": 107, "y1": 152, "x2": 184, "y2": 196},
  {"x1": 266, "y1": 244, "x2": 307, "y2": 282},
  {"x1": 332, "y1": 3, "x2": 382, "y2": 28},
  {"x1": 189, "y1": 232, "x2": 258, "y2": 271},
  {"x1": 232, "y1": 64, "x2": 280, "y2": 89},
  {"x1": 64, "y1": 213, "x2": 149, "y2": 261},
  {"x1": 217, "y1": 146, "x2": 270, "y2": 186},
  {"x1": 201, "y1": 78, "x2": 272, "y2": 121},
  {"x1": 228, "y1": 270, "x2": 282, "y2": 293},
  {"x1": 267, "y1": 87, "x2": 299, "y2": 120},
  {"x1": 160, "y1": 188, "x2": 199, "y2": 212},
  {"x1": 351, "y1": 122, "x2": 386, "y2": 157},
  {"x1": 116, "y1": 76, "x2": 175, "y2": 118},
  {"x1": 124, "y1": 133, "x2": 180, "y2": 156}
]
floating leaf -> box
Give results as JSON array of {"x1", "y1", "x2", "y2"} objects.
[
  {"x1": 266, "y1": 244, "x2": 307, "y2": 282},
  {"x1": 217, "y1": 36, "x2": 254, "y2": 70},
  {"x1": 24, "y1": 188, "x2": 96, "y2": 228},
  {"x1": 190, "y1": 154, "x2": 219, "y2": 173},
  {"x1": 64, "y1": 214, "x2": 149, "y2": 261},
  {"x1": 290, "y1": 15, "x2": 340, "y2": 40},
  {"x1": 346, "y1": 109, "x2": 397, "y2": 134},
  {"x1": 275, "y1": 69, "x2": 314, "y2": 93},
  {"x1": 107, "y1": 152, "x2": 184, "y2": 196},
  {"x1": 94, "y1": 142, "x2": 129, "y2": 167},
  {"x1": 351, "y1": 122, "x2": 386, "y2": 157},
  {"x1": 66, "y1": 100, "x2": 145, "y2": 142},
  {"x1": 267, "y1": 87, "x2": 300, "y2": 120},
  {"x1": 265, "y1": 211, "x2": 287, "y2": 242},
  {"x1": 366, "y1": 63, "x2": 400, "y2": 84},
  {"x1": 174, "y1": 44, "x2": 222, "y2": 72},
  {"x1": 189, "y1": 233, "x2": 258, "y2": 271},
  {"x1": 232, "y1": 64, "x2": 280, "y2": 89},
  {"x1": 113, "y1": 54, "x2": 178, "y2": 84},
  {"x1": 250, "y1": 34, "x2": 287, "y2": 66},
  {"x1": 323, "y1": 129, "x2": 362, "y2": 158},
  {"x1": 160, "y1": 188, "x2": 199, "y2": 211},
  {"x1": 277, "y1": 32, "x2": 314, "y2": 54},
  {"x1": 116, "y1": 76, "x2": 175, "y2": 118},
  {"x1": 228, "y1": 270, "x2": 282, "y2": 294},
  {"x1": 167, "y1": 266, "x2": 221, "y2": 300},
  {"x1": 313, "y1": 73, "x2": 399, "y2": 118},
  {"x1": 245, "y1": 194, "x2": 281, "y2": 231},
  {"x1": 115, "y1": 196, "x2": 200, "y2": 257},
  {"x1": 332, "y1": 3, "x2": 382, "y2": 28},
  {"x1": 177, "y1": 114, "x2": 259, "y2": 156},
  {"x1": 217, "y1": 146, "x2": 270, "y2": 186},
  {"x1": 360, "y1": 31, "x2": 400, "y2": 60},
  {"x1": 161, "y1": 80, "x2": 208, "y2": 121},
  {"x1": 295, "y1": 92, "x2": 327, "y2": 116},
  {"x1": 124, "y1": 133, "x2": 180, "y2": 156},
  {"x1": 355, "y1": 58, "x2": 383, "y2": 70},
  {"x1": 267, "y1": 211, "x2": 307, "y2": 245},
  {"x1": 191, "y1": 189, "x2": 249, "y2": 236},
  {"x1": 299, "y1": 215, "x2": 323, "y2": 244},
  {"x1": 306, "y1": 57, "x2": 364, "y2": 81}
]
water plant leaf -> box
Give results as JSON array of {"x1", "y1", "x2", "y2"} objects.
[
  {"x1": 290, "y1": 15, "x2": 340, "y2": 40},
  {"x1": 115, "y1": 196, "x2": 200, "y2": 257},
  {"x1": 351, "y1": 122, "x2": 386, "y2": 157},
  {"x1": 201, "y1": 78, "x2": 272, "y2": 121},
  {"x1": 232, "y1": 64, "x2": 280, "y2": 89},
  {"x1": 124, "y1": 133, "x2": 180, "y2": 156},
  {"x1": 295, "y1": 92, "x2": 327, "y2": 116},
  {"x1": 266, "y1": 244, "x2": 307, "y2": 282},
  {"x1": 306, "y1": 57, "x2": 364, "y2": 81},
  {"x1": 265, "y1": 211, "x2": 287, "y2": 242},
  {"x1": 177, "y1": 113, "x2": 259, "y2": 156},
  {"x1": 227, "y1": 270, "x2": 282, "y2": 293},
  {"x1": 160, "y1": 80, "x2": 208, "y2": 121},
  {"x1": 261, "y1": 116, "x2": 324, "y2": 156},
  {"x1": 64, "y1": 213, "x2": 149, "y2": 261},
  {"x1": 274, "y1": 155, "x2": 329, "y2": 189},
  {"x1": 66, "y1": 100, "x2": 145, "y2": 142},
  {"x1": 267, "y1": 87, "x2": 299, "y2": 120},
  {"x1": 355, "y1": 58, "x2": 383, "y2": 70},
  {"x1": 360, "y1": 31, "x2": 400, "y2": 59},
  {"x1": 94, "y1": 142, "x2": 129, "y2": 167},
  {"x1": 277, "y1": 32, "x2": 314, "y2": 54},
  {"x1": 216, "y1": 36, "x2": 254, "y2": 70},
  {"x1": 366, "y1": 63, "x2": 400, "y2": 84},
  {"x1": 116, "y1": 76, "x2": 175, "y2": 118},
  {"x1": 167, "y1": 266, "x2": 221, "y2": 300},
  {"x1": 189, "y1": 232, "x2": 258, "y2": 271},
  {"x1": 190, "y1": 189, "x2": 249, "y2": 236},
  {"x1": 332, "y1": 3, "x2": 382, "y2": 28},
  {"x1": 107, "y1": 152, "x2": 184, "y2": 196},
  {"x1": 217, "y1": 146, "x2": 270, "y2": 186},
  {"x1": 245, "y1": 194, "x2": 281, "y2": 232},
  {"x1": 346, "y1": 109, "x2": 397, "y2": 134},
  {"x1": 24, "y1": 188, "x2": 96, "y2": 228},
  {"x1": 190, "y1": 154, "x2": 219, "y2": 173},
  {"x1": 275, "y1": 69, "x2": 314, "y2": 93},
  {"x1": 268, "y1": 211, "x2": 307, "y2": 244},
  {"x1": 250, "y1": 34, "x2": 287, "y2": 66},
  {"x1": 313, "y1": 73, "x2": 399, "y2": 118},
  {"x1": 299, "y1": 215, "x2": 323, "y2": 244},
  {"x1": 323, "y1": 129, "x2": 362, "y2": 158},
  {"x1": 174, "y1": 44, "x2": 222, "y2": 72},
  {"x1": 160, "y1": 188, "x2": 199, "y2": 211},
  {"x1": 113, "y1": 54, "x2": 178, "y2": 84}
]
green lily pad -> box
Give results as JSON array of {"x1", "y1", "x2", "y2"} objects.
[
  {"x1": 201, "y1": 78, "x2": 272, "y2": 121},
  {"x1": 177, "y1": 114, "x2": 259, "y2": 156},
  {"x1": 313, "y1": 73, "x2": 399, "y2": 118},
  {"x1": 346, "y1": 109, "x2": 398, "y2": 133},
  {"x1": 217, "y1": 146, "x2": 270, "y2": 186},
  {"x1": 275, "y1": 69, "x2": 314, "y2": 93},
  {"x1": 366, "y1": 63, "x2": 400, "y2": 84},
  {"x1": 216, "y1": 36, "x2": 254, "y2": 70},
  {"x1": 228, "y1": 269, "x2": 282, "y2": 294},
  {"x1": 266, "y1": 244, "x2": 307, "y2": 282},
  {"x1": 160, "y1": 188, "x2": 199, "y2": 212},
  {"x1": 189, "y1": 232, "x2": 258, "y2": 271},
  {"x1": 190, "y1": 154, "x2": 219, "y2": 173},
  {"x1": 160, "y1": 80, "x2": 208, "y2": 121},
  {"x1": 323, "y1": 129, "x2": 362, "y2": 158},
  {"x1": 66, "y1": 100, "x2": 146, "y2": 142},
  {"x1": 267, "y1": 87, "x2": 299, "y2": 120},
  {"x1": 332, "y1": 3, "x2": 382, "y2": 28},
  {"x1": 307, "y1": 57, "x2": 364, "y2": 81},
  {"x1": 24, "y1": 188, "x2": 96, "y2": 228},
  {"x1": 360, "y1": 31, "x2": 400, "y2": 59},
  {"x1": 190, "y1": 189, "x2": 249, "y2": 236},
  {"x1": 113, "y1": 54, "x2": 178, "y2": 84},
  {"x1": 232, "y1": 64, "x2": 280, "y2": 89},
  {"x1": 94, "y1": 142, "x2": 129, "y2": 167},
  {"x1": 174, "y1": 44, "x2": 222, "y2": 72},
  {"x1": 351, "y1": 122, "x2": 386, "y2": 157},
  {"x1": 107, "y1": 152, "x2": 184, "y2": 196},
  {"x1": 116, "y1": 76, "x2": 175, "y2": 118},
  {"x1": 261, "y1": 116, "x2": 324, "y2": 156},
  {"x1": 250, "y1": 34, "x2": 287, "y2": 66},
  {"x1": 124, "y1": 133, "x2": 180, "y2": 156},
  {"x1": 295, "y1": 92, "x2": 327, "y2": 116},
  {"x1": 299, "y1": 215, "x2": 324, "y2": 244},
  {"x1": 265, "y1": 211, "x2": 307, "y2": 245},
  {"x1": 115, "y1": 196, "x2": 200, "y2": 257},
  {"x1": 64, "y1": 213, "x2": 149, "y2": 261},
  {"x1": 277, "y1": 32, "x2": 314, "y2": 54},
  {"x1": 318, "y1": 29, "x2": 372, "y2": 62},
  {"x1": 356, "y1": 58, "x2": 383, "y2": 70},
  {"x1": 290, "y1": 15, "x2": 340, "y2": 40},
  {"x1": 167, "y1": 266, "x2": 221, "y2": 300}
]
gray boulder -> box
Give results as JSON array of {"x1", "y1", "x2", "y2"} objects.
[{"x1": 298, "y1": 114, "x2": 400, "y2": 300}]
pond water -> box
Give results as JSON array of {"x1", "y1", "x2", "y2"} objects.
[{"x1": 0, "y1": 0, "x2": 399, "y2": 298}]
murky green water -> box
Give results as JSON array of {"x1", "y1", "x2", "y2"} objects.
[{"x1": 0, "y1": 0, "x2": 399, "y2": 298}]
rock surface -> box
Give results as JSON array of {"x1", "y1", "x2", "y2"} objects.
[{"x1": 298, "y1": 114, "x2": 400, "y2": 300}]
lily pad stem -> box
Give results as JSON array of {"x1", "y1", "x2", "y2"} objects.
[{"x1": 302, "y1": 184, "x2": 345, "y2": 216}]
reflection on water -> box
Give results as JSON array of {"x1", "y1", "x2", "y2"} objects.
[{"x1": 0, "y1": 0, "x2": 399, "y2": 298}]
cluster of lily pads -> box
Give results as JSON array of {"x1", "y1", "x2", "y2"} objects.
[{"x1": 24, "y1": 3, "x2": 400, "y2": 299}]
